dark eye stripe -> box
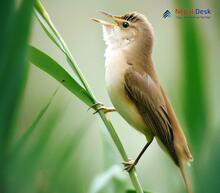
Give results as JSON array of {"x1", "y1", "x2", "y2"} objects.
[
  {"x1": 122, "y1": 13, "x2": 139, "y2": 22},
  {"x1": 123, "y1": 14, "x2": 129, "y2": 20},
  {"x1": 127, "y1": 14, "x2": 135, "y2": 21}
]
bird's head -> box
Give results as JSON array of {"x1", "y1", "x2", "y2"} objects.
[{"x1": 92, "y1": 11, "x2": 154, "y2": 50}]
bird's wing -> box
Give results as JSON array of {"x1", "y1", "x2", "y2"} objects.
[{"x1": 124, "y1": 67, "x2": 179, "y2": 165}]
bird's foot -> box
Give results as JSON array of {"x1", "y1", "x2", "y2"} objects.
[
  {"x1": 94, "y1": 106, "x2": 116, "y2": 114},
  {"x1": 88, "y1": 102, "x2": 116, "y2": 115},
  {"x1": 122, "y1": 159, "x2": 136, "y2": 172}
]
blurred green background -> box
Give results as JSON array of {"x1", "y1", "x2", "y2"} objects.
[{"x1": 1, "y1": 0, "x2": 220, "y2": 193}]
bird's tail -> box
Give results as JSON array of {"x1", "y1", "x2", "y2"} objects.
[{"x1": 179, "y1": 163, "x2": 193, "y2": 193}]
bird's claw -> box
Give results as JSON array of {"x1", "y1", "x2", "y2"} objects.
[
  {"x1": 122, "y1": 159, "x2": 136, "y2": 172},
  {"x1": 88, "y1": 102, "x2": 116, "y2": 115},
  {"x1": 93, "y1": 106, "x2": 116, "y2": 114}
]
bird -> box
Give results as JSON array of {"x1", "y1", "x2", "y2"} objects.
[{"x1": 92, "y1": 11, "x2": 193, "y2": 193}]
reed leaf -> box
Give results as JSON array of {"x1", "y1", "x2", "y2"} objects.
[
  {"x1": 0, "y1": 0, "x2": 35, "y2": 187},
  {"x1": 175, "y1": 0, "x2": 208, "y2": 155},
  {"x1": 29, "y1": 46, "x2": 94, "y2": 106},
  {"x1": 10, "y1": 87, "x2": 59, "y2": 158}
]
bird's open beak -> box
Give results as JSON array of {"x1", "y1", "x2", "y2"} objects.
[{"x1": 92, "y1": 11, "x2": 125, "y2": 28}]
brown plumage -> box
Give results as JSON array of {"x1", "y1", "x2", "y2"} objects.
[
  {"x1": 124, "y1": 66, "x2": 193, "y2": 193},
  {"x1": 93, "y1": 11, "x2": 193, "y2": 193}
]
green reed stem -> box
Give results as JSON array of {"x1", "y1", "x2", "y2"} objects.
[{"x1": 34, "y1": 1, "x2": 144, "y2": 192}]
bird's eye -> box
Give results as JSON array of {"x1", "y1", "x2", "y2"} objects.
[{"x1": 122, "y1": 22, "x2": 129, "y2": 28}]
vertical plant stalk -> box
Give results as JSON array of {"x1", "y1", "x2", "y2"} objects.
[
  {"x1": 35, "y1": 0, "x2": 92, "y2": 95},
  {"x1": 34, "y1": 1, "x2": 144, "y2": 193}
]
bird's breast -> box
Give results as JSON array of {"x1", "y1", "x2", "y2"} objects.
[{"x1": 104, "y1": 49, "x2": 150, "y2": 136}]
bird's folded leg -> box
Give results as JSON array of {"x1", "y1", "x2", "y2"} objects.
[{"x1": 88, "y1": 102, "x2": 116, "y2": 115}]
